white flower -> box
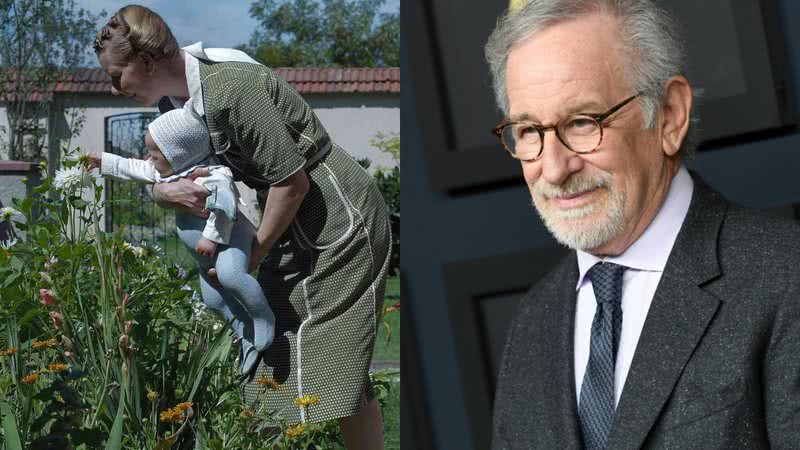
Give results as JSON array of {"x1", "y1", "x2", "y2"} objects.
[
  {"x1": 54, "y1": 166, "x2": 91, "y2": 192},
  {"x1": 0, "y1": 207, "x2": 22, "y2": 221},
  {"x1": 122, "y1": 241, "x2": 146, "y2": 258},
  {"x1": 0, "y1": 238, "x2": 18, "y2": 249},
  {"x1": 64, "y1": 148, "x2": 91, "y2": 164}
]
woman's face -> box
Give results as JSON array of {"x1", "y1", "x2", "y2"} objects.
[{"x1": 98, "y1": 49, "x2": 162, "y2": 106}]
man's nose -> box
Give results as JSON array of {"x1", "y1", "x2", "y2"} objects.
[{"x1": 539, "y1": 131, "x2": 583, "y2": 186}]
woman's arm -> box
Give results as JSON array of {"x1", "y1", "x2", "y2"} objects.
[
  {"x1": 151, "y1": 169, "x2": 211, "y2": 217},
  {"x1": 248, "y1": 169, "x2": 309, "y2": 272}
]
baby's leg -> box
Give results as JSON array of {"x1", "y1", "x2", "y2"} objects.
[
  {"x1": 176, "y1": 213, "x2": 253, "y2": 343},
  {"x1": 214, "y1": 220, "x2": 275, "y2": 351}
]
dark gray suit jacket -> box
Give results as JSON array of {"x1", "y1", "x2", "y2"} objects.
[{"x1": 492, "y1": 178, "x2": 800, "y2": 449}]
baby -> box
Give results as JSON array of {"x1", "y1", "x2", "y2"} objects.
[{"x1": 87, "y1": 100, "x2": 273, "y2": 376}]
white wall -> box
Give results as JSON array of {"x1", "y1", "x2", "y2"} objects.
[
  {"x1": 3, "y1": 91, "x2": 400, "y2": 169},
  {"x1": 305, "y1": 93, "x2": 400, "y2": 170},
  {"x1": 60, "y1": 95, "x2": 157, "y2": 158}
]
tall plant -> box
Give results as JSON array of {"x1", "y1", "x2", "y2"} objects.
[
  {"x1": 0, "y1": 151, "x2": 394, "y2": 448},
  {"x1": 0, "y1": 155, "x2": 236, "y2": 448},
  {"x1": 0, "y1": 0, "x2": 102, "y2": 161},
  {"x1": 370, "y1": 132, "x2": 399, "y2": 275}
]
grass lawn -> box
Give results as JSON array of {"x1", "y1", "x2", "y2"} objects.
[
  {"x1": 374, "y1": 276, "x2": 401, "y2": 361},
  {"x1": 375, "y1": 276, "x2": 400, "y2": 449},
  {"x1": 383, "y1": 378, "x2": 401, "y2": 450}
]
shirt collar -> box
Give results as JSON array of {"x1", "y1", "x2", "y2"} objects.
[
  {"x1": 169, "y1": 44, "x2": 205, "y2": 117},
  {"x1": 575, "y1": 164, "x2": 694, "y2": 290}
]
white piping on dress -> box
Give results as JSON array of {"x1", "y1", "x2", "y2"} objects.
[
  {"x1": 324, "y1": 164, "x2": 380, "y2": 336},
  {"x1": 292, "y1": 164, "x2": 356, "y2": 250},
  {"x1": 285, "y1": 122, "x2": 320, "y2": 153},
  {"x1": 296, "y1": 276, "x2": 313, "y2": 423}
]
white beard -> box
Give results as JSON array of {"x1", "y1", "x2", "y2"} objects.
[{"x1": 531, "y1": 172, "x2": 626, "y2": 251}]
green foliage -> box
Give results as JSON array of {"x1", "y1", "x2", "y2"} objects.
[
  {"x1": 363, "y1": 132, "x2": 400, "y2": 275},
  {"x1": 370, "y1": 132, "x2": 399, "y2": 163},
  {"x1": 0, "y1": 149, "x2": 400, "y2": 448},
  {"x1": 242, "y1": 0, "x2": 399, "y2": 67},
  {"x1": 0, "y1": 0, "x2": 104, "y2": 161}
]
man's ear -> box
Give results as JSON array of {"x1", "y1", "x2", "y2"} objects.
[
  {"x1": 139, "y1": 51, "x2": 155, "y2": 75},
  {"x1": 659, "y1": 75, "x2": 692, "y2": 157}
]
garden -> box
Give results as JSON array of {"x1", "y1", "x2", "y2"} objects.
[{"x1": 0, "y1": 149, "x2": 401, "y2": 449}]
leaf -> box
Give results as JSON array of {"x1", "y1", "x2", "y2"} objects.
[
  {"x1": 1, "y1": 401, "x2": 23, "y2": 450},
  {"x1": 194, "y1": 417, "x2": 209, "y2": 450},
  {"x1": 1, "y1": 271, "x2": 20, "y2": 288},
  {"x1": 155, "y1": 435, "x2": 178, "y2": 450},
  {"x1": 9, "y1": 257, "x2": 24, "y2": 272},
  {"x1": 18, "y1": 308, "x2": 40, "y2": 329},
  {"x1": 104, "y1": 387, "x2": 126, "y2": 450}
]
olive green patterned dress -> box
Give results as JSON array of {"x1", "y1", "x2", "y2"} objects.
[{"x1": 198, "y1": 60, "x2": 392, "y2": 423}]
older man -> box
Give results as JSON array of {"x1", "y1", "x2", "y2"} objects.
[{"x1": 485, "y1": 1, "x2": 800, "y2": 449}]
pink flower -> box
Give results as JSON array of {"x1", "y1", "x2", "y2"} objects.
[
  {"x1": 39, "y1": 289, "x2": 57, "y2": 306},
  {"x1": 49, "y1": 311, "x2": 64, "y2": 330},
  {"x1": 64, "y1": 351, "x2": 73, "y2": 358}
]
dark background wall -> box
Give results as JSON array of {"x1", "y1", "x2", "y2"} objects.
[{"x1": 401, "y1": 0, "x2": 800, "y2": 449}]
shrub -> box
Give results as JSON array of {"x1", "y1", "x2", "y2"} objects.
[{"x1": 0, "y1": 150, "x2": 397, "y2": 449}]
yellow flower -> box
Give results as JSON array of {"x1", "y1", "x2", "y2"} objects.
[
  {"x1": 159, "y1": 402, "x2": 191, "y2": 423},
  {"x1": 147, "y1": 389, "x2": 158, "y2": 401},
  {"x1": 47, "y1": 363, "x2": 69, "y2": 373},
  {"x1": 0, "y1": 347, "x2": 17, "y2": 357},
  {"x1": 159, "y1": 407, "x2": 185, "y2": 424},
  {"x1": 239, "y1": 408, "x2": 255, "y2": 420},
  {"x1": 284, "y1": 423, "x2": 306, "y2": 438},
  {"x1": 293, "y1": 394, "x2": 321, "y2": 407},
  {"x1": 176, "y1": 401, "x2": 192, "y2": 412},
  {"x1": 32, "y1": 338, "x2": 58, "y2": 350},
  {"x1": 21, "y1": 373, "x2": 39, "y2": 384},
  {"x1": 257, "y1": 375, "x2": 280, "y2": 390}
]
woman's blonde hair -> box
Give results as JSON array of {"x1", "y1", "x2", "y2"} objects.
[{"x1": 93, "y1": 5, "x2": 179, "y2": 62}]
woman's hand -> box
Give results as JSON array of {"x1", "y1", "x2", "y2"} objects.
[{"x1": 151, "y1": 168, "x2": 212, "y2": 218}]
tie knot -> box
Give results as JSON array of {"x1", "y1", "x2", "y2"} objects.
[{"x1": 588, "y1": 262, "x2": 627, "y2": 305}]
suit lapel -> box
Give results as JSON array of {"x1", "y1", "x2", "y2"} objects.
[
  {"x1": 554, "y1": 258, "x2": 583, "y2": 448},
  {"x1": 528, "y1": 256, "x2": 584, "y2": 447},
  {"x1": 606, "y1": 178, "x2": 726, "y2": 449}
]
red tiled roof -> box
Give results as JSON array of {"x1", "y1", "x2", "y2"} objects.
[{"x1": 2, "y1": 67, "x2": 399, "y2": 99}]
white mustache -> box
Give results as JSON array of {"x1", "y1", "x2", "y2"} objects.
[{"x1": 533, "y1": 174, "x2": 612, "y2": 199}]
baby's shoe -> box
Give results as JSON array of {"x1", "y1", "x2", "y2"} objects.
[
  {"x1": 252, "y1": 307, "x2": 276, "y2": 352},
  {"x1": 238, "y1": 338, "x2": 259, "y2": 380}
]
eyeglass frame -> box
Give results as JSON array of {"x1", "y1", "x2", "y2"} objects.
[{"x1": 491, "y1": 93, "x2": 643, "y2": 161}]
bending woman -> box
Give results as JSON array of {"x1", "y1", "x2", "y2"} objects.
[{"x1": 93, "y1": 6, "x2": 391, "y2": 449}]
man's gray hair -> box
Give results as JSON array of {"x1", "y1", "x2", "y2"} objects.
[{"x1": 485, "y1": 0, "x2": 698, "y2": 153}]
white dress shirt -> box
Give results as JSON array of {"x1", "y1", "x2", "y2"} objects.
[{"x1": 574, "y1": 165, "x2": 693, "y2": 407}]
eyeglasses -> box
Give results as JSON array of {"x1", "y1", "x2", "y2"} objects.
[{"x1": 491, "y1": 94, "x2": 642, "y2": 161}]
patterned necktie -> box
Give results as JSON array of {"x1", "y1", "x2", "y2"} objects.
[{"x1": 579, "y1": 262, "x2": 627, "y2": 450}]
